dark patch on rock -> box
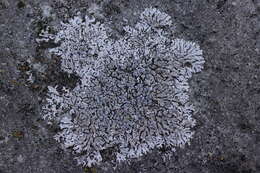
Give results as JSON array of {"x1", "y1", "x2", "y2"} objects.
[{"x1": 17, "y1": 1, "x2": 26, "y2": 9}]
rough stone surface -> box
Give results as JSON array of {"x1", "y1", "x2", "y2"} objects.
[{"x1": 0, "y1": 0, "x2": 259, "y2": 172}]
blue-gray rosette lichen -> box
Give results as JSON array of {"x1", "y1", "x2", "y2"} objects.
[{"x1": 40, "y1": 8, "x2": 205, "y2": 166}]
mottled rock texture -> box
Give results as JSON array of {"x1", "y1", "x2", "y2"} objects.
[{"x1": 0, "y1": 0, "x2": 259, "y2": 172}]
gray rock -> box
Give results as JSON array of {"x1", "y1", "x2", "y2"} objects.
[{"x1": 0, "y1": 0, "x2": 259, "y2": 172}]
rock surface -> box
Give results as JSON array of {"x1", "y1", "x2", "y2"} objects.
[{"x1": 0, "y1": 0, "x2": 259, "y2": 172}]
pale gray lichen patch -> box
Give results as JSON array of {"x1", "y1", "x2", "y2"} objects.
[{"x1": 40, "y1": 7, "x2": 205, "y2": 167}]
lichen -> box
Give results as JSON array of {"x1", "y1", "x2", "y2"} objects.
[{"x1": 40, "y1": 7, "x2": 205, "y2": 167}]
